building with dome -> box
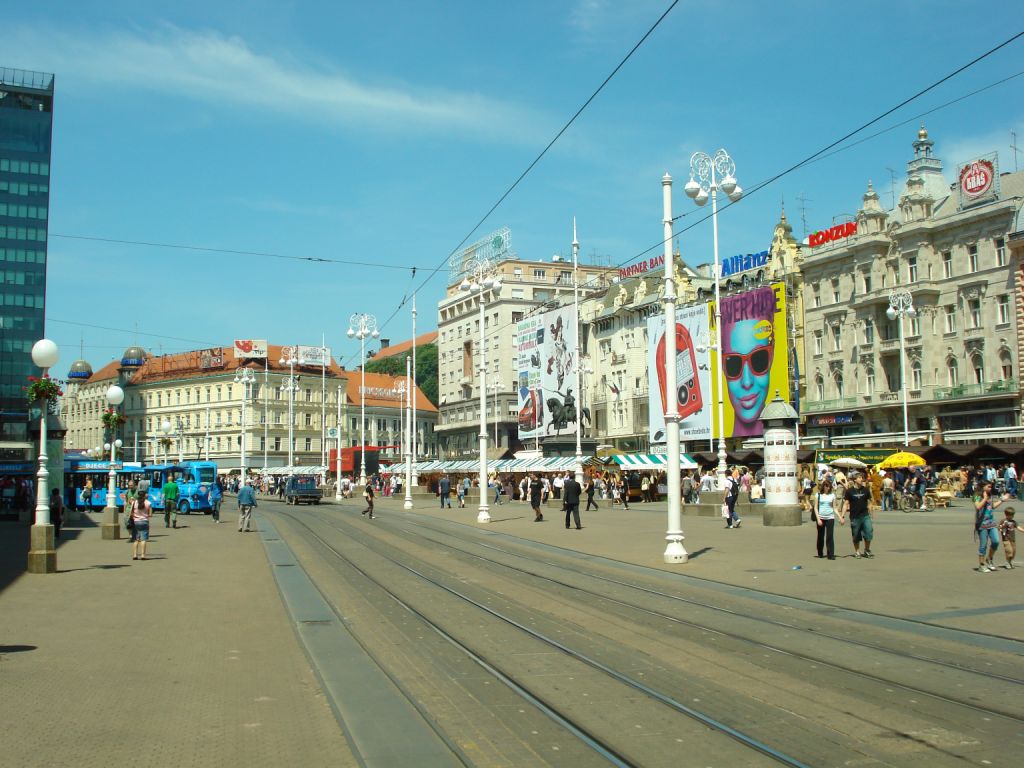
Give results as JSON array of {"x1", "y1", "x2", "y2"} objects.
[{"x1": 801, "y1": 127, "x2": 1024, "y2": 446}]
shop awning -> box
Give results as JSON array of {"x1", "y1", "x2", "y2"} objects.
[{"x1": 611, "y1": 453, "x2": 698, "y2": 470}]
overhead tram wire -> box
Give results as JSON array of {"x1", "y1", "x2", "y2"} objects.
[
  {"x1": 47, "y1": 318, "x2": 218, "y2": 347},
  {"x1": 48, "y1": 233, "x2": 428, "y2": 272},
  {"x1": 362, "y1": 26, "x2": 1024, "y2": 351}
]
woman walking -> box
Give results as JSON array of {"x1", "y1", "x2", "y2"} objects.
[
  {"x1": 975, "y1": 482, "x2": 1009, "y2": 572},
  {"x1": 529, "y1": 474, "x2": 544, "y2": 522},
  {"x1": 361, "y1": 483, "x2": 375, "y2": 519},
  {"x1": 814, "y1": 479, "x2": 844, "y2": 560},
  {"x1": 130, "y1": 490, "x2": 153, "y2": 560}
]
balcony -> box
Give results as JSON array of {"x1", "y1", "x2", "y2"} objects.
[
  {"x1": 803, "y1": 397, "x2": 857, "y2": 413},
  {"x1": 878, "y1": 391, "x2": 900, "y2": 402},
  {"x1": 934, "y1": 378, "x2": 1019, "y2": 400},
  {"x1": 610, "y1": 352, "x2": 627, "y2": 365},
  {"x1": 878, "y1": 338, "x2": 899, "y2": 353}
]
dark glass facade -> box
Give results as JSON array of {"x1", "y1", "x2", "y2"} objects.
[{"x1": 0, "y1": 68, "x2": 53, "y2": 442}]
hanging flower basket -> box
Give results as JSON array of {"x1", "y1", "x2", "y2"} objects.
[
  {"x1": 25, "y1": 375, "x2": 63, "y2": 404},
  {"x1": 101, "y1": 409, "x2": 126, "y2": 430}
]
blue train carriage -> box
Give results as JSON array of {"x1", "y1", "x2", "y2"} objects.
[
  {"x1": 64, "y1": 458, "x2": 145, "y2": 510},
  {"x1": 143, "y1": 461, "x2": 217, "y2": 513}
]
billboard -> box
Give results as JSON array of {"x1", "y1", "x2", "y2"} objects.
[
  {"x1": 708, "y1": 282, "x2": 790, "y2": 438},
  {"x1": 517, "y1": 304, "x2": 578, "y2": 438},
  {"x1": 646, "y1": 303, "x2": 712, "y2": 443},
  {"x1": 297, "y1": 345, "x2": 332, "y2": 367},
  {"x1": 233, "y1": 339, "x2": 267, "y2": 359}
]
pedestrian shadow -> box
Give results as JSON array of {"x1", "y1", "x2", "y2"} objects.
[
  {"x1": 0, "y1": 644, "x2": 36, "y2": 654},
  {"x1": 58, "y1": 563, "x2": 132, "y2": 573}
]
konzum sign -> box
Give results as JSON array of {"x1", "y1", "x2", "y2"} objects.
[{"x1": 808, "y1": 221, "x2": 856, "y2": 248}]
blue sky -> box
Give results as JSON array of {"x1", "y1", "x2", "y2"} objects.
[{"x1": 6, "y1": 1, "x2": 1023, "y2": 378}]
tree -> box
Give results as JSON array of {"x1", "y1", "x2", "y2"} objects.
[{"x1": 365, "y1": 343, "x2": 438, "y2": 407}]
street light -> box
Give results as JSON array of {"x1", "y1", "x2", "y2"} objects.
[
  {"x1": 488, "y1": 379, "x2": 500, "y2": 449},
  {"x1": 234, "y1": 367, "x2": 256, "y2": 484},
  {"x1": 278, "y1": 348, "x2": 300, "y2": 468},
  {"x1": 27, "y1": 338, "x2": 59, "y2": 573},
  {"x1": 347, "y1": 314, "x2": 379, "y2": 486},
  {"x1": 572, "y1": 219, "x2": 585, "y2": 484},
  {"x1": 100, "y1": 384, "x2": 125, "y2": 540},
  {"x1": 459, "y1": 254, "x2": 501, "y2": 523},
  {"x1": 335, "y1": 383, "x2": 344, "y2": 501},
  {"x1": 886, "y1": 290, "x2": 917, "y2": 445},
  {"x1": 160, "y1": 419, "x2": 172, "y2": 464},
  {"x1": 404, "y1": 354, "x2": 414, "y2": 510},
  {"x1": 685, "y1": 148, "x2": 743, "y2": 491}
]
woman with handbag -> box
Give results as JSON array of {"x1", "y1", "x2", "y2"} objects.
[
  {"x1": 130, "y1": 490, "x2": 153, "y2": 561},
  {"x1": 814, "y1": 479, "x2": 844, "y2": 560}
]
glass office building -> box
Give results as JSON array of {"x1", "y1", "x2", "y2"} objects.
[{"x1": 0, "y1": 68, "x2": 53, "y2": 444}]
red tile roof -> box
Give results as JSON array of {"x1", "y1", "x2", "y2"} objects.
[{"x1": 371, "y1": 332, "x2": 438, "y2": 360}]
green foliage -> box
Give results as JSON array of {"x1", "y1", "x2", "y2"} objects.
[{"x1": 365, "y1": 343, "x2": 439, "y2": 407}]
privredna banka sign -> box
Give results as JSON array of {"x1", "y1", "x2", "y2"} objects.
[{"x1": 808, "y1": 221, "x2": 856, "y2": 248}]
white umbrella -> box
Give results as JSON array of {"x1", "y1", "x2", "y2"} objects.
[{"x1": 830, "y1": 457, "x2": 867, "y2": 469}]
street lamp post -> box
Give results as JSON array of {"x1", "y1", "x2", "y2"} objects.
[
  {"x1": 27, "y1": 339, "x2": 59, "y2": 573},
  {"x1": 335, "y1": 384, "x2": 344, "y2": 501},
  {"x1": 404, "y1": 354, "x2": 414, "y2": 510},
  {"x1": 234, "y1": 367, "x2": 256, "y2": 484},
  {"x1": 100, "y1": 384, "x2": 125, "y2": 540},
  {"x1": 347, "y1": 313, "x2": 379, "y2": 486},
  {"x1": 279, "y1": 348, "x2": 299, "y2": 468},
  {"x1": 161, "y1": 419, "x2": 172, "y2": 464},
  {"x1": 488, "y1": 379, "x2": 500, "y2": 449},
  {"x1": 685, "y1": 149, "x2": 743, "y2": 490},
  {"x1": 886, "y1": 290, "x2": 917, "y2": 445},
  {"x1": 572, "y1": 219, "x2": 585, "y2": 484},
  {"x1": 459, "y1": 254, "x2": 501, "y2": 523}
]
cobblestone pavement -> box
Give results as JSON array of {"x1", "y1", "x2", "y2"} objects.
[{"x1": 0, "y1": 512, "x2": 354, "y2": 768}]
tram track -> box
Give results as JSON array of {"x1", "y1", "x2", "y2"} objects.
[
  {"x1": 271, "y1": 505, "x2": 813, "y2": 768},
  {"x1": 382, "y1": 515, "x2": 1024, "y2": 718}
]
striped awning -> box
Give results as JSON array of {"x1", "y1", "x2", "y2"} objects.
[{"x1": 611, "y1": 453, "x2": 698, "y2": 470}]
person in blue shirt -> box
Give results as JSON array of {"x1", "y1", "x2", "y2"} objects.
[
  {"x1": 211, "y1": 475, "x2": 224, "y2": 523},
  {"x1": 237, "y1": 482, "x2": 257, "y2": 532},
  {"x1": 439, "y1": 474, "x2": 452, "y2": 509}
]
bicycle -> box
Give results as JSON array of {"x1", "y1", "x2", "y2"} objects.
[{"x1": 896, "y1": 489, "x2": 935, "y2": 512}]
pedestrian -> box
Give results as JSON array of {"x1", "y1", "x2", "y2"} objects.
[
  {"x1": 237, "y1": 481, "x2": 257, "y2": 532},
  {"x1": 724, "y1": 467, "x2": 742, "y2": 529},
  {"x1": 49, "y1": 488, "x2": 64, "y2": 539},
  {"x1": 844, "y1": 472, "x2": 874, "y2": 558},
  {"x1": 277, "y1": 478, "x2": 285, "y2": 500},
  {"x1": 681, "y1": 472, "x2": 694, "y2": 504},
  {"x1": 162, "y1": 473, "x2": 179, "y2": 528},
  {"x1": 974, "y1": 482, "x2": 1008, "y2": 572},
  {"x1": 529, "y1": 474, "x2": 544, "y2": 522},
  {"x1": 361, "y1": 483, "x2": 375, "y2": 518},
  {"x1": 998, "y1": 507, "x2": 1023, "y2": 569},
  {"x1": 563, "y1": 473, "x2": 583, "y2": 529},
  {"x1": 460, "y1": 477, "x2": 470, "y2": 508},
  {"x1": 620, "y1": 477, "x2": 630, "y2": 510},
  {"x1": 81, "y1": 477, "x2": 94, "y2": 511},
  {"x1": 553, "y1": 473, "x2": 564, "y2": 500},
  {"x1": 640, "y1": 475, "x2": 651, "y2": 502},
  {"x1": 123, "y1": 480, "x2": 138, "y2": 542},
  {"x1": 439, "y1": 474, "x2": 452, "y2": 509},
  {"x1": 211, "y1": 475, "x2": 224, "y2": 523},
  {"x1": 585, "y1": 477, "x2": 599, "y2": 511},
  {"x1": 129, "y1": 490, "x2": 153, "y2": 560},
  {"x1": 813, "y1": 478, "x2": 843, "y2": 560},
  {"x1": 492, "y1": 476, "x2": 502, "y2": 506}
]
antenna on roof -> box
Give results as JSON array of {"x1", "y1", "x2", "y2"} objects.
[
  {"x1": 796, "y1": 192, "x2": 811, "y2": 239},
  {"x1": 886, "y1": 167, "x2": 899, "y2": 209},
  {"x1": 1012, "y1": 129, "x2": 1021, "y2": 173}
]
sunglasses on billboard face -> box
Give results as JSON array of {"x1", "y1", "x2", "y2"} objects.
[{"x1": 723, "y1": 347, "x2": 772, "y2": 380}]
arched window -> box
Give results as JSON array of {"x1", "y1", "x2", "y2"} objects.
[
  {"x1": 1000, "y1": 352, "x2": 1013, "y2": 381},
  {"x1": 911, "y1": 360, "x2": 922, "y2": 391},
  {"x1": 947, "y1": 359, "x2": 959, "y2": 387},
  {"x1": 834, "y1": 373, "x2": 845, "y2": 398},
  {"x1": 972, "y1": 355, "x2": 985, "y2": 384},
  {"x1": 865, "y1": 367, "x2": 875, "y2": 396},
  {"x1": 814, "y1": 375, "x2": 824, "y2": 401}
]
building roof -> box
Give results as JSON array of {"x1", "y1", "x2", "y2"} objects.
[
  {"x1": 336, "y1": 370, "x2": 437, "y2": 412},
  {"x1": 372, "y1": 332, "x2": 438, "y2": 360},
  {"x1": 84, "y1": 344, "x2": 348, "y2": 386}
]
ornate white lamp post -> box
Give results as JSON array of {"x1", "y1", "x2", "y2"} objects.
[
  {"x1": 572, "y1": 219, "x2": 586, "y2": 484},
  {"x1": 347, "y1": 313, "x2": 379, "y2": 486},
  {"x1": 460, "y1": 255, "x2": 501, "y2": 523},
  {"x1": 335, "y1": 383, "x2": 344, "y2": 500},
  {"x1": 404, "y1": 355, "x2": 414, "y2": 509},
  {"x1": 234, "y1": 367, "x2": 256, "y2": 484},
  {"x1": 886, "y1": 290, "x2": 917, "y2": 445},
  {"x1": 278, "y1": 348, "x2": 299, "y2": 468},
  {"x1": 100, "y1": 384, "x2": 125, "y2": 540},
  {"x1": 161, "y1": 419, "x2": 172, "y2": 464},
  {"x1": 27, "y1": 339, "x2": 59, "y2": 573},
  {"x1": 685, "y1": 149, "x2": 743, "y2": 490}
]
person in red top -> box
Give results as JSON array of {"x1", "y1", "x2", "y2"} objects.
[{"x1": 130, "y1": 490, "x2": 153, "y2": 561}]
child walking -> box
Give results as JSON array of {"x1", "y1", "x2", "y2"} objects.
[{"x1": 998, "y1": 507, "x2": 1023, "y2": 569}]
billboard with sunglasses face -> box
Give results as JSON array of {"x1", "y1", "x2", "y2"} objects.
[{"x1": 708, "y1": 283, "x2": 791, "y2": 438}]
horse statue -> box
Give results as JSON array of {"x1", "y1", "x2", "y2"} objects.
[{"x1": 546, "y1": 389, "x2": 591, "y2": 435}]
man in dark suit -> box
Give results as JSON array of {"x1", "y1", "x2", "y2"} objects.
[
  {"x1": 563, "y1": 474, "x2": 583, "y2": 529},
  {"x1": 439, "y1": 474, "x2": 452, "y2": 509}
]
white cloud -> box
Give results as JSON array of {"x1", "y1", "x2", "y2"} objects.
[{"x1": 5, "y1": 24, "x2": 547, "y2": 142}]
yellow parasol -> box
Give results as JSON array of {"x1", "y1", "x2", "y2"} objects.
[{"x1": 876, "y1": 451, "x2": 925, "y2": 469}]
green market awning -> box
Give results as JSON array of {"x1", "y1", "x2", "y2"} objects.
[{"x1": 610, "y1": 453, "x2": 698, "y2": 470}]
